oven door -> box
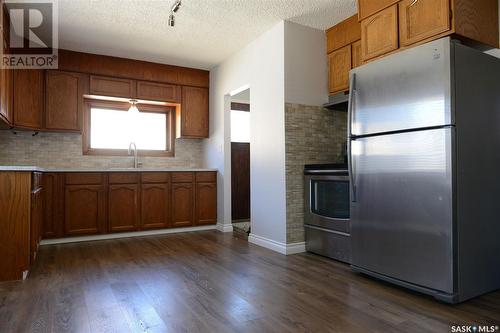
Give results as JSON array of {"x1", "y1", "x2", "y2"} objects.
[{"x1": 304, "y1": 174, "x2": 350, "y2": 233}]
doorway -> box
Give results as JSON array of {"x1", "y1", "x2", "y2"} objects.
[{"x1": 230, "y1": 88, "x2": 250, "y2": 239}]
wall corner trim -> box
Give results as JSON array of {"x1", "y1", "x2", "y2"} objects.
[
  {"x1": 248, "y1": 233, "x2": 306, "y2": 255},
  {"x1": 216, "y1": 223, "x2": 234, "y2": 233}
]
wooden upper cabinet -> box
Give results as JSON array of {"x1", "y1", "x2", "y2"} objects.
[
  {"x1": 137, "y1": 81, "x2": 181, "y2": 103},
  {"x1": 0, "y1": 67, "x2": 12, "y2": 125},
  {"x1": 361, "y1": 4, "x2": 399, "y2": 62},
  {"x1": 453, "y1": 0, "x2": 499, "y2": 49},
  {"x1": 64, "y1": 184, "x2": 106, "y2": 236},
  {"x1": 195, "y1": 182, "x2": 217, "y2": 226},
  {"x1": 90, "y1": 75, "x2": 136, "y2": 99},
  {"x1": 358, "y1": 0, "x2": 400, "y2": 21},
  {"x1": 45, "y1": 70, "x2": 88, "y2": 131},
  {"x1": 328, "y1": 45, "x2": 352, "y2": 94},
  {"x1": 326, "y1": 14, "x2": 361, "y2": 53},
  {"x1": 399, "y1": 0, "x2": 451, "y2": 47},
  {"x1": 178, "y1": 86, "x2": 209, "y2": 138},
  {"x1": 351, "y1": 40, "x2": 362, "y2": 68},
  {"x1": 108, "y1": 184, "x2": 139, "y2": 232},
  {"x1": 13, "y1": 70, "x2": 44, "y2": 129}
]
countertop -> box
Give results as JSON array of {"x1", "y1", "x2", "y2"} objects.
[{"x1": 0, "y1": 166, "x2": 218, "y2": 172}]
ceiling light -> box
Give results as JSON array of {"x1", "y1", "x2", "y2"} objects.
[
  {"x1": 128, "y1": 99, "x2": 139, "y2": 114},
  {"x1": 168, "y1": 14, "x2": 175, "y2": 27}
]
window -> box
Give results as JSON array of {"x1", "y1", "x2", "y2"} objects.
[
  {"x1": 83, "y1": 100, "x2": 175, "y2": 156},
  {"x1": 230, "y1": 110, "x2": 250, "y2": 143}
]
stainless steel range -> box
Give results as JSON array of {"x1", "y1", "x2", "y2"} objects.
[{"x1": 304, "y1": 164, "x2": 350, "y2": 263}]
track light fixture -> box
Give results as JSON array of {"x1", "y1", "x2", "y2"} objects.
[{"x1": 168, "y1": 0, "x2": 181, "y2": 27}]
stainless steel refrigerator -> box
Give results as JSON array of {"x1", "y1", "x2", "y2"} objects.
[{"x1": 348, "y1": 37, "x2": 500, "y2": 303}]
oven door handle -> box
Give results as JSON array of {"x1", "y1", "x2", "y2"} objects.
[{"x1": 347, "y1": 73, "x2": 356, "y2": 202}]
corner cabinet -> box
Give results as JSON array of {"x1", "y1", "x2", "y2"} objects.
[
  {"x1": 45, "y1": 70, "x2": 89, "y2": 131},
  {"x1": 178, "y1": 86, "x2": 209, "y2": 138}
]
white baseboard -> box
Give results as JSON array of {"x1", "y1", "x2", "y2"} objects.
[
  {"x1": 248, "y1": 233, "x2": 306, "y2": 255},
  {"x1": 216, "y1": 223, "x2": 233, "y2": 233},
  {"x1": 40, "y1": 225, "x2": 217, "y2": 245}
]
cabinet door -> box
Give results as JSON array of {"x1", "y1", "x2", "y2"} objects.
[
  {"x1": 13, "y1": 70, "x2": 44, "y2": 129},
  {"x1": 178, "y1": 86, "x2": 209, "y2": 138},
  {"x1": 171, "y1": 183, "x2": 193, "y2": 227},
  {"x1": 45, "y1": 70, "x2": 88, "y2": 131},
  {"x1": 137, "y1": 81, "x2": 180, "y2": 103},
  {"x1": 361, "y1": 4, "x2": 399, "y2": 61},
  {"x1": 399, "y1": 0, "x2": 451, "y2": 47},
  {"x1": 328, "y1": 45, "x2": 352, "y2": 94},
  {"x1": 0, "y1": 67, "x2": 12, "y2": 125},
  {"x1": 195, "y1": 183, "x2": 217, "y2": 226},
  {"x1": 65, "y1": 185, "x2": 106, "y2": 235},
  {"x1": 141, "y1": 183, "x2": 170, "y2": 230},
  {"x1": 30, "y1": 188, "x2": 43, "y2": 264},
  {"x1": 108, "y1": 184, "x2": 139, "y2": 232},
  {"x1": 351, "y1": 40, "x2": 363, "y2": 68},
  {"x1": 90, "y1": 75, "x2": 136, "y2": 98},
  {"x1": 326, "y1": 15, "x2": 361, "y2": 53}
]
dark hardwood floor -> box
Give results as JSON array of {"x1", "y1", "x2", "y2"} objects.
[{"x1": 0, "y1": 231, "x2": 498, "y2": 333}]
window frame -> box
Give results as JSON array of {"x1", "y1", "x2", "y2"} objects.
[{"x1": 82, "y1": 99, "x2": 176, "y2": 157}]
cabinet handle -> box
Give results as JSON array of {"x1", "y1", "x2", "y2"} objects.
[{"x1": 409, "y1": 0, "x2": 418, "y2": 7}]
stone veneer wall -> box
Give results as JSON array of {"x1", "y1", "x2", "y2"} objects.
[
  {"x1": 285, "y1": 103, "x2": 347, "y2": 244},
  {"x1": 0, "y1": 131, "x2": 203, "y2": 168}
]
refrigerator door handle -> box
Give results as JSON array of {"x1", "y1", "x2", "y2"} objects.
[{"x1": 348, "y1": 73, "x2": 356, "y2": 202}]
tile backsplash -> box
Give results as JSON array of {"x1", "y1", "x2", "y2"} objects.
[
  {"x1": 0, "y1": 131, "x2": 203, "y2": 168},
  {"x1": 285, "y1": 103, "x2": 347, "y2": 244}
]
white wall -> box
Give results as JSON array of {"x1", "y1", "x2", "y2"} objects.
[
  {"x1": 204, "y1": 21, "x2": 287, "y2": 244},
  {"x1": 284, "y1": 21, "x2": 328, "y2": 106}
]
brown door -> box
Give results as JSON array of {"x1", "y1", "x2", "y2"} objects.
[
  {"x1": 64, "y1": 185, "x2": 106, "y2": 236},
  {"x1": 45, "y1": 70, "x2": 88, "y2": 131},
  {"x1": 231, "y1": 142, "x2": 250, "y2": 221},
  {"x1": 108, "y1": 184, "x2": 139, "y2": 232},
  {"x1": 361, "y1": 4, "x2": 399, "y2": 61},
  {"x1": 141, "y1": 183, "x2": 170, "y2": 230},
  {"x1": 328, "y1": 45, "x2": 352, "y2": 94},
  {"x1": 13, "y1": 70, "x2": 44, "y2": 129},
  {"x1": 399, "y1": 0, "x2": 451, "y2": 47},
  {"x1": 195, "y1": 183, "x2": 217, "y2": 225},
  {"x1": 179, "y1": 86, "x2": 209, "y2": 138},
  {"x1": 171, "y1": 183, "x2": 194, "y2": 227}
]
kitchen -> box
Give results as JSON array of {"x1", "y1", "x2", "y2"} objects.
[{"x1": 1, "y1": 0, "x2": 499, "y2": 332}]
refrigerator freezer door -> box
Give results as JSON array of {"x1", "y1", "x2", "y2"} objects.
[
  {"x1": 351, "y1": 38, "x2": 452, "y2": 137},
  {"x1": 351, "y1": 128, "x2": 454, "y2": 293}
]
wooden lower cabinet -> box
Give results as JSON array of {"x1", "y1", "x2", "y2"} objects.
[
  {"x1": 141, "y1": 183, "x2": 170, "y2": 230},
  {"x1": 108, "y1": 184, "x2": 139, "y2": 232},
  {"x1": 195, "y1": 183, "x2": 217, "y2": 225},
  {"x1": 171, "y1": 183, "x2": 194, "y2": 227},
  {"x1": 64, "y1": 184, "x2": 106, "y2": 235}
]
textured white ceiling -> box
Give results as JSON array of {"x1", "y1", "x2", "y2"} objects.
[{"x1": 58, "y1": 0, "x2": 357, "y2": 70}]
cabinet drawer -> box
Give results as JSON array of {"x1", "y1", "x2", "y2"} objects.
[
  {"x1": 65, "y1": 173, "x2": 104, "y2": 185},
  {"x1": 108, "y1": 173, "x2": 139, "y2": 184},
  {"x1": 137, "y1": 81, "x2": 181, "y2": 102},
  {"x1": 171, "y1": 172, "x2": 194, "y2": 183},
  {"x1": 195, "y1": 172, "x2": 216, "y2": 183},
  {"x1": 326, "y1": 14, "x2": 361, "y2": 53},
  {"x1": 141, "y1": 172, "x2": 170, "y2": 183},
  {"x1": 90, "y1": 75, "x2": 136, "y2": 98}
]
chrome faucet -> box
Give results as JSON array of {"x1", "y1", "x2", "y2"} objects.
[{"x1": 128, "y1": 142, "x2": 139, "y2": 168}]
